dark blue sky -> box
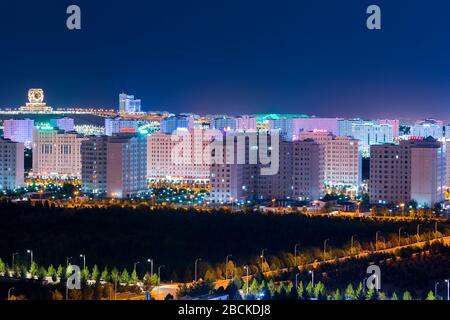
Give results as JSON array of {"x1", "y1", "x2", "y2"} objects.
[{"x1": 1, "y1": 0, "x2": 450, "y2": 119}]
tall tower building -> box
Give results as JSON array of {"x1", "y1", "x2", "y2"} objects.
[
  {"x1": 0, "y1": 137, "x2": 25, "y2": 190},
  {"x1": 3, "y1": 119, "x2": 34, "y2": 148},
  {"x1": 119, "y1": 93, "x2": 141, "y2": 114}
]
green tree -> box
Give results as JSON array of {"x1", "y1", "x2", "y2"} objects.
[
  {"x1": 47, "y1": 265, "x2": 56, "y2": 280},
  {"x1": 402, "y1": 291, "x2": 413, "y2": 300},
  {"x1": 29, "y1": 261, "x2": 38, "y2": 277},
  {"x1": 332, "y1": 289, "x2": 342, "y2": 300},
  {"x1": 426, "y1": 291, "x2": 436, "y2": 300},
  {"x1": 56, "y1": 265, "x2": 63, "y2": 278},
  {"x1": 249, "y1": 278, "x2": 260, "y2": 294},
  {"x1": 111, "y1": 268, "x2": 119, "y2": 283},
  {"x1": 91, "y1": 265, "x2": 100, "y2": 281},
  {"x1": 0, "y1": 258, "x2": 6, "y2": 275},
  {"x1": 101, "y1": 267, "x2": 109, "y2": 282},
  {"x1": 37, "y1": 266, "x2": 47, "y2": 279},
  {"x1": 391, "y1": 292, "x2": 399, "y2": 300},
  {"x1": 297, "y1": 281, "x2": 304, "y2": 299},
  {"x1": 121, "y1": 269, "x2": 130, "y2": 284},
  {"x1": 130, "y1": 270, "x2": 139, "y2": 284},
  {"x1": 345, "y1": 284, "x2": 355, "y2": 300},
  {"x1": 267, "y1": 279, "x2": 276, "y2": 298}
]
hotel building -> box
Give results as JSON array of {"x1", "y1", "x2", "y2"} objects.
[
  {"x1": 104, "y1": 117, "x2": 140, "y2": 136},
  {"x1": 269, "y1": 117, "x2": 339, "y2": 141},
  {"x1": 32, "y1": 126, "x2": 87, "y2": 179},
  {"x1": 119, "y1": 93, "x2": 141, "y2": 114},
  {"x1": 50, "y1": 117, "x2": 75, "y2": 132},
  {"x1": 160, "y1": 115, "x2": 194, "y2": 134}
]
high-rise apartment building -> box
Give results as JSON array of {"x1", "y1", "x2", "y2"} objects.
[
  {"x1": 235, "y1": 116, "x2": 257, "y2": 131},
  {"x1": 3, "y1": 119, "x2": 34, "y2": 148},
  {"x1": 32, "y1": 126, "x2": 87, "y2": 178},
  {"x1": 0, "y1": 137, "x2": 25, "y2": 190},
  {"x1": 160, "y1": 115, "x2": 194, "y2": 134},
  {"x1": 119, "y1": 93, "x2": 141, "y2": 114},
  {"x1": 300, "y1": 130, "x2": 361, "y2": 187},
  {"x1": 212, "y1": 116, "x2": 237, "y2": 131},
  {"x1": 410, "y1": 119, "x2": 443, "y2": 139},
  {"x1": 104, "y1": 117, "x2": 140, "y2": 136},
  {"x1": 50, "y1": 117, "x2": 75, "y2": 132},
  {"x1": 352, "y1": 122, "x2": 394, "y2": 157},
  {"x1": 269, "y1": 117, "x2": 339, "y2": 141},
  {"x1": 81, "y1": 133, "x2": 147, "y2": 197},
  {"x1": 369, "y1": 137, "x2": 444, "y2": 207}
]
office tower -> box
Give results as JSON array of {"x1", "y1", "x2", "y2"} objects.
[
  {"x1": 0, "y1": 137, "x2": 25, "y2": 190},
  {"x1": 147, "y1": 129, "x2": 213, "y2": 182},
  {"x1": 32, "y1": 125, "x2": 87, "y2": 178},
  {"x1": 104, "y1": 117, "x2": 139, "y2": 136},
  {"x1": 410, "y1": 119, "x2": 444, "y2": 139},
  {"x1": 369, "y1": 137, "x2": 444, "y2": 207},
  {"x1": 212, "y1": 116, "x2": 237, "y2": 131},
  {"x1": 352, "y1": 122, "x2": 394, "y2": 157},
  {"x1": 81, "y1": 136, "x2": 108, "y2": 195},
  {"x1": 18, "y1": 89, "x2": 53, "y2": 113},
  {"x1": 50, "y1": 117, "x2": 75, "y2": 132},
  {"x1": 106, "y1": 133, "x2": 147, "y2": 198},
  {"x1": 119, "y1": 93, "x2": 141, "y2": 114},
  {"x1": 269, "y1": 117, "x2": 339, "y2": 141},
  {"x1": 3, "y1": 119, "x2": 34, "y2": 148},
  {"x1": 300, "y1": 130, "x2": 361, "y2": 187},
  {"x1": 160, "y1": 115, "x2": 194, "y2": 134},
  {"x1": 235, "y1": 116, "x2": 257, "y2": 131}
]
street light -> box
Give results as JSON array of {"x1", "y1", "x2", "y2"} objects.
[
  {"x1": 225, "y1": 254, "x2": 232, "y2": 280},
  {"x1": 194, "y1": 258, "x2": 202, "y2": 282},
  {"x1": 350, "y1": 235, "x2": 357, "y2": 255},
  {"x1": 66, "y1": 256, "x2": 72, "y2": 268},
  {"x1": 243, "y1": 266, "x2": 249, "y2": 295},
  {"x1": 398, "y1": 227, "x2": 404, "y2": 246},
  {"x1": 445, "y1": 279, "x2": 450, "y2": 301},
  {"x1": 295, "y1": 273, "x2": 300, "y2": 289},
  {"x1": 147, "y1": 258, "x2": 154, "y2": 278},
  {"x1": 375, "y1": 231, "x2": 382, "y2": 251},
  {"x1": 26, "y1": 249, "x2": 33, "y2": 266},
  {"x1": 7, "y1": 287, "x2": 14, "y2": 300},
  {"x1": 133, "y1": 261, "x2": 140, "y2": 273},
  {"x1": 79, "y1": 254, "x2": 86, "y2": 270},
  {"x1": 12, "y1": 252, "x2": 19, "y2": 270},
  {"x1": 158, "y1": 265, "x2": 165, "y2": 286},
  {"x1": 323, "y1": 239, "x2": 329, "y2": 261},
  {"x1": 416, "y1": 224, "x2": 422, "y2": 243},
  {"x1": 294, "y1": 244, "x2": 300, "y2": 267},
  {"x1": 260, "y1": 248, "x2": 267, "y2": 272},
  {"x1": 435, "y1": 282, "x2": 440, "y2": 297},
  {"x1": 309, "y1": 270, "x2": 314, "y2": 287}
]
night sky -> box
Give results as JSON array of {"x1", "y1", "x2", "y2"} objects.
[{"x1": 1, "y1": 0, "x2": 450, "y2": 120}]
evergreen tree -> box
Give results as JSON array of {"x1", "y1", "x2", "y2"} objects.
[
  {"x1": 0, "y1": 258, "x2": 6, "y2": 275},
  {"x1": 297, "y1": 281, "x2": 304, "y2": 300},
  {"x1": 345, "y1": 284, "x2": 355, "y2": 300},
  {"x1": 332, "y1": 289, "x2": 342, "y2": 300},
  {"x1": 91, "y1": 265, "x2": 100, "y2": 281},
  {"x1": 391, "y1": 292, "x2": 399, "y2": 300},
  {"x1": 402, "y1": 291, "x2": 413, "y2": 300},
  {"x1": 267, "y1": 279, "x2": 276, "y2": 298},
  {"x1": 101, "y1": 266, "x2": 109, "y2": 282},
  {"x1": 120, "y1": 268, "x2": 130, "y2": 284},
  {"x1": 426, "y1": 291, "x2": 436, "y2": 300},
  {"x1": 29, "y1": 261, "x2": 38, "y2": 277},
  {"x1": 130, "y1": 270, "x2": 139, "y2": 284}
]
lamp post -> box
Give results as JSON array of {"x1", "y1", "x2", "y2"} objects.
[
  {"x1": 158, "y1": 265, "x2": 165, "y2": 286},
  {"x1": 295, "y1": 273, "x2": 300, "y2": 289},
  {"x1": 260, "y1": 248, "x2": 267, "y2": 272},
  {"x1": 194, "y1": 258, "x2": 202, "y2": 282},
  {"x1": 398, "y1": 227, "x2": 404, "y2": 246},
  {"x1": 26, "y1": 249, "x2": 33, "y2": 266},
  {"x1": 416, "y1": 224, "x2": 422, "y2": 243},
  {"x1": 147, "y1": 258, "x2": 154, "y2": 278},
  {"x1": 445, "y1": 279, "x2": 450, "y2": 301},
  {"x1": 309, "y1": 270, "x2": 314, "y2": 287},
  {"x1": 375, "y1": 231, "x2": 381, "y2": 251},
  {"x1": 225, "y1": 254, "x2": 232, "y2": 280},
  {"x1": 79, "y1": 254, "x2": 86, "y2": 270},
  {"x1": 350, "y1": 235, "x2": 357, "y2": 255},
  {"x1": 294, "y1": 244, "x2": 300, "y2": 267},
  {"x1": 12, "y1": 252, "x2": 18, "y2": 270},
  {"x1": 323, "y1": 239, "x2": 329, "y2": 261},
  {"x1": 66, "y1": 257, "x2": 72, "y2": 268},
  {"x1": 7, "y1": 287, "x2": 14, "y2": 300},
  {"x1": 243, "y1": 266, "x2": 249, "y2": 295},
  {"x1": 435, "y1": 282, "x2": 440, "y2": 297},
  {"x1": 133, "y1": 261, "x2": 140, "y2": 273}
]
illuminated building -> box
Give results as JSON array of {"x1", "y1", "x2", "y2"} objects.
[
  {"x1": 81, "y1": 133, "x2": 147, "y2": 197},
  {"x1": 208, "y1": 132, "x2": 324, "y2": 204},
  {"x1": 369, "y1": 137, "x2": 444, "y2": 207},
  {"x1": 3, "y1": 118, "x2": 34, "y2": 148},
  {"x1": 147, "y1": 129, "x2": 212, "y2": 183},
  {"x1": 160, "y1": 115, "x2": 194, "y2": 134},
  {"x1": 269, "y1": 116, "x2": 340, "y2": 141},
  {"x1": 351, "y1": 122, "x2": 394, "y2": 157},
  {"x1": 235, "y1": 116, "x2": 257, "y2": 131},
  {"x1": 18, "y1": 89, "x2": 53, "y2": 113},
  {"x1": 104, "y1": 117, "x2": 140, "y2": 136},
  {"x1": 300, "y1": 130, "x2": 361, "y2": 188},
  {"x1": 212, "y1": 116, "x2": 237, "y2": 131},
  {"x1": 0, "y1": 137, "x2": 25, "y2": 190},
  {"x1": 32, "y1": 125, "x2": 87, "y2": 179},
  {"x1": 119, "y1": 93, "x2": 141, "y2": 114},
  {"x1": 410, "y1": 119, "x2": 444, "y2": 139},
  {"x1": 74, "y1": 125, "x2": 104, "y2": 136},
  {"x1": 50, "y1": 117, "x2": 75, "y2": 132},
  {"x1": 106, "y1": 133, "x2": 147, "y2": 198}
]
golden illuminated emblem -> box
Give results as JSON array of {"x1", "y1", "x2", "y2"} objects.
[{"x1": 28, "y1": 89, "x2": 44, "y2": 104}]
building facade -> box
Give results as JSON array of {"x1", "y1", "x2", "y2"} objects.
[
  {"x1": 3, "y1": 119, "x2": 34, "y2": 148},
  {"x1": 0, "y1": 137, "x2": 25, "y2": 190},
  {"x1": 299, "y1": 130, "x2": 361, "y2": 187},
  {"x1": 50, "y1": 117, "x2": 75, "y2": 132},
  {"x1": 32, "y1": 127, "x2": 87, "y2": 178},
  {"x1": 119, "y1": 93, "x2": 141, "y2": 114},
  {"x1": 104, "y1": 117, "x2": 140, "y2": 136},
  {"x1": 160, "y1": 115, "x2": 194, "y2": 134}
]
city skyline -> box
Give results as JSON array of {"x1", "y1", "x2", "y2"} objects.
[{"x1": 2, "y1": 1, "x2": 450, "y2": 119}]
